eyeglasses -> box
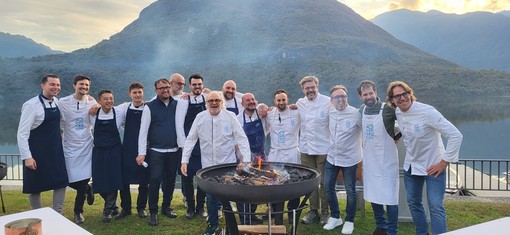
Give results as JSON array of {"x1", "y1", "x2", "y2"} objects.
[
  {"x1": 156, "y1": 86, "x2": 171, "y2": 91},
  {"x1": 207, "y1": 99, "x2": 222, "y2": 103},
  {"x1": 392, "y1": 91, "x2": 409, "y2": 100},
  {"x1": 191, "y1": 83, "x2": 203, "y2": 87},
  {"x1": 173, "y1": 82, "x2": 185, "y2": 87},
  {"x1": 303, "y1": 86, "x2": 316, "y2": 91},
  {"x1": 331, "y1": 95, "x2": 348, "y2": 100}
]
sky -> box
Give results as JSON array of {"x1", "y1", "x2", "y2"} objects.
[{"x1": 0, "y1": 0, "x2": 508, "y2": 52}]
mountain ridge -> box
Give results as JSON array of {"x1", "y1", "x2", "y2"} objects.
[{"x1": 0, "y1": 32, "x2": 63, "y2": 58}]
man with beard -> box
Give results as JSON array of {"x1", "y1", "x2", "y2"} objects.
[
  {"x1": 266, "y1": 89, "x2": 301, "y2": 225},
  {"x1": 169, "y1": 73, "x2": 186, "y2": 100},
  {"x1": 222, "y1": 80, "x2": 244, "y2": 115},
  {"x1": 296, "y1": 75, "x2": 331, "y2": 225},
  {"x1": 17, "y1": 74, "x2": 68, "y2": 213},
  {"x1": 137, "y1": 79, "x2": 181, "y2": 226},
  {"x1": 387, "y1": 81, "x2": 462, "y2": 235},
  {"x1": 323, "y1": 85, "x2": 362, "y2": 234},
  {"x1": 358, "y1": 80, "x2": 400, "y2": 235},
  {"x1": 235, "y1": 93, "x2": 269, "y2": 225},
  {"x1": 176, "y1": 74, "x2": 208, "y2": 219},
  {"x1": 181, "y1": 91, "x2": 251, "y2": 235},
  {"x1": 59, "y1": 74, "x2": 96, "y2": 223}
]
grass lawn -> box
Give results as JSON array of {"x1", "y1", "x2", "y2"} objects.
[{"x1": 1, "y1": 190, "x2": 509, "y2": 234}]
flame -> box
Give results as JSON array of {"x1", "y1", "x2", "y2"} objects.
[{"x1": 257, "y1": 156, "x2": 262, "y2": 170}]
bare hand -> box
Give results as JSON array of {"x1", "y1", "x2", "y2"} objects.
[
  {"x1": 181, "y1": 163, "x2": 188, "y2": 176},
  {"x1": 258, "y1": 103, "x2": 268, "y2": 118},
  {"x1": 289, "y1": 104, "x2": 297, "y2": 110},
  {"x1": 236, "y1": 162, "x2": 245, "y2": 172},
  {"x1": 25, "y1": 158, "x2": 37, "y2": 170},
  {"x1": 427, "y1": 160, "x2": 448, "y2": 177},
  {"x1": 89, "y1": 103, "x2": 101, "y2": 116},
  {"x1": 136, "y1": 155, "x2": 145, "y2": 165},
  {"x1": 181, "y1": 93, "x2": 190, "y2": 100},
  {"x1": 203, "y1": 88, "x2": 211, "y2": 94}
]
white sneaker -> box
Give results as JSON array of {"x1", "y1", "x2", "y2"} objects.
[
  {"x1": 341, "y1": 221, "x2": 354, "y2": 234},
  {"x1": 323, "y1": 217, "x2": 343, "y2": 230}
]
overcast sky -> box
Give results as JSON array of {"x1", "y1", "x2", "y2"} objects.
[{"x1": 0, "y1": 0, "x2": 508, "y2": 52}]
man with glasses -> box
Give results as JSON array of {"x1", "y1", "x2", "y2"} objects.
[
  {"x1": 358, "y1": 80, "x2": 400, "y2": 235},
  {"x1": 181, "y1": 91, "x2": 251, "y2": 235},
  {"x1": 296, "y1": 75, "x2": 331, "y2": 225},
  {"x1": 387, "y1": 81, "x2": 462, "y2": 235},
  {"x1": 323, "y1": 85, "x2": 362, "y2": 234},
  {"x1": 137, "y1": 78, "x2": 183, "y2": 226},
  {"x1": 176, "y1": 74, "x2": 208, "y2": 219},
  {"x1": 169, "y1": 73, "x2": 186, "y2": 99}
]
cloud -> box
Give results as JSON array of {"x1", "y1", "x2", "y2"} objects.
[{"x1": 0, "y1": 0, "x2": 155, "y2": 52}]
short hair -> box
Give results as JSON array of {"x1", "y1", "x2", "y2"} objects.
[
  {"x1": 273, "y1": 89, "x2": 288, "y2": 98},
  {"x1": 154, "y1": 78, "x2": 169, "y2": 88},
  {"x1": 41, "y1": 74, "x2": 59, "y2": 84},
  {"x1": 357, "y1": 80, "x2": 376, "y2": 96},
  {"x1": 98, "y1": 89, "x2": 113, "y2": 99},
  {"x1": 386, "y1": 81, "x2": 417, "y2": 107},
  {"x1": 330, "y1": 85, "x2": 348, "y2": 95},
  {"x1": 73, "y1": 74, "x2": 90, "y2": 85},
  {"x1": 299, "y1": 76, "x2": 319, "y2": 88},
  {"x1": 129, "y1": 82, "x2": 144, "y2": 91},
  {"x1": 188, "y1": 74, "x2": 203, "y2": 83},
  {"x1": 206, "y1": 91, "x2": 225, "y2": 110}
]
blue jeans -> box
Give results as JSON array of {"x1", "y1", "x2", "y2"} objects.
[
  {"x1": 371, "y1": 203, "x2": 398, "y2": 235},
  {"x1": 324, "y1": 161, "x2": 357, "y2": 222},
  {"x1": 206, "y1": 194, "x2": 220, "y2": 227},
  {"x1": 404, "y1": 168, "x2": 447, "y2": 235}
]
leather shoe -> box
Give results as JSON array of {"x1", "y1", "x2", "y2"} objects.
[
  {"x1": 115, "y1": 210, "x2": 131, "y2": 220},
  {"x1": 161, "y1": 208, "x2": 177, "y2": 218},
  {"x1": 86, "y1": 183, "x2": 94, "y2": 205},
  {"x1": 149, "y1": 213, "x2": 158, "y2": 226},
  {"x1": 185, "y1": 208, "x2": 195, "y2": 219},
  {"x1": 369, "y1": 227, "x2": 388, "y2": 235},
  {"x1": 74, "y1": 213, "x2": 85, "y2": 224},
  {"x1": 138, "y1": 209, "x2": 148, "y2": 218},
  {"x1": 196, "y1": 208, "x2": 208, "y2": 219},
  {"x1": 101, "y1": 214, "x2": 112, "y2": 223},
  {"x1": 111, "y1": 208, "x2": 120, "y2": 217},
  {"x1": 301, "y1": 210, "x2": 319, "y2": 224}
]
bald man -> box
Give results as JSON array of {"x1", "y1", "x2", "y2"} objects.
[{"x1": 222, "y1": 80, "x2": 244, "y2": 115}]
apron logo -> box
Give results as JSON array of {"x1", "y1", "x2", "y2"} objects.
[
  {"x1": 277, "y1": 130, "x2": 286, "y2": 144},
  {"x1": 365, "y1": 124, "x2": 374, "y2": 140}
]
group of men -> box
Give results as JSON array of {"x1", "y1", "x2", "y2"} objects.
[{"x1": 18, "y1": 73, "x2": 462, "y2": 235}]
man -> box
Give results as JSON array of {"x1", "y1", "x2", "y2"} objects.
[
  {"x1": 236, "y1": 93, "x2": 269, "y2": 225},
  {"x1": 169, "y1": 73, "x2": 186, "y2": 99},
  {"x1": 59, "y1": 74, "x2": 96, "y2": 224},
  {"x1": 91, "y1": 89, "x2": 124, "y2": 223},
  {"x1": 115, "y1": 82, "x2": 149, "y2": 220},
  {"x1": 323, "y1": 85, "x2": 362, "y2": 234},
  {"x1": 358, "y1": 80, "x2": 399, "y2": 235},
  {"x1": 137, "y1": 79, "x2": 181, "y2": 226},
  {"x1": 296, "y1": 75, "x2": 330, "y2": 225},
  {"x1": 181, "y1": 91, "x2": 251, "y2": 235},
  {"x1": 266, "y1": 89, "x2": 301, "y2": 225},
  {"x1": 176, "y1": 74, "x2": 208, "y2": 219},
  {"x1": 17, "y1": 74, "x2": 68, "y2": 213},
  {"x1": 222, "y1": 80, "x2": 243, "y2": 115},
  {"x1": 387, "y1": 81, "x2": 463, "y2": 235}
]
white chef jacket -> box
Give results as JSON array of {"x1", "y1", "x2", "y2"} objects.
[
  {"x1": 266, "y1": 108, "x2": 301, "y2": 164},
  {"x1": 116, "y1": 102, "x2": 145, "y2": 127},
  {"x1": 296, "y1": 93, "x2": 331, "y2": 155},
  {"x1": 327, "y1": 105, "x2": 363, "y2": 167},
  {"x1": 181, "y1": 109, "x2": 251, "y2": 168},
  {"x1": 59, "y1": 94, "x2": 96, "y2": 183},
  {"x1": 176, "y1": 94, "x2": 206, "y2": 147},
  {"x1": 17, "y1": 95, "x2": 59, "y2": 160},
  {"x1": 396, "y1": 101, "x2": 463, "y2": 176}
]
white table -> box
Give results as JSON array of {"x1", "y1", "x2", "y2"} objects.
[
  {"x1": 443, "y1": 217, "x2": 510, "y2": 234},
  {"x1": 0, "y1": 207, "x2": 92, "y2": 235}
]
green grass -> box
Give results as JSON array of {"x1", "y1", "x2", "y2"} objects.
[{"x1": 1, "y1": 190, "x2": 509, "y2": 234}]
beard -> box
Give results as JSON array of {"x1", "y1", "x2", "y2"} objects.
[{"x1": 364, "y1": 97, "x2": 376, "y2": 107}]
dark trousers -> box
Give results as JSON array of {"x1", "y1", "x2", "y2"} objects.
[
  {"x1": 272, "y1": 197, "x2": 300, "y2": 225},
  {"x1": 182, "y1": 175, "x2": 206, "y2": 210},
  {"x1": 99, "y1": 191, "x2": 118, "y2": 215},
  {"x1": 69, "y1": 178, "x2": 90, "y2": 214},
  {"x1": 148, "y1": 149, "x2": 180, "y2": 214},
  {"x1": 236, "y1": 202, "x2": 258, "y2": 224},
  {"x1": 119, "y1": 183, "x2": 148, "y2": 211}
]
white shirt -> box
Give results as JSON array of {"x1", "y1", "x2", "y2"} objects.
[
  {"x1": 224, "y1": 92, "x2": 244, "y2": 114},
  {"x1": 266, "y1": 108, "x2": 301, "y2": 163},
  {"x1": 116, "y1": 102, "x2": 145, "y2": 128},
  {"x1": 181, "y1": 109, "x2": 251, "y2": 168},
  {"x1": 17, "y1": 95, "x2": 59, "y2": 160},
  {"x1": 296, "y1": 93, "x2": 331, "y2": 154},
  {"x1": 327, "y1": 105, "x2": 363, "y2": 167},
  {"x1": 90, "y1": 107, "x2": 125, "y2": 131},
  {"x1": 396, "y1": 101, "x2": 463, "y2": 176},
  {"x1": 176, "y1": 95, "x2": 206, "y2": 147}
]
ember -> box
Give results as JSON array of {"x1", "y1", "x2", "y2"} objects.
[{"x1": 204, "y1": 163, "x2": 315, "y2": 186}]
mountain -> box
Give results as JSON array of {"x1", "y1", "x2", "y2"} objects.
[
  {"x1": 0, "y1": 32, "x2": 63, "y2": 58},
  {"x1": 372, "y1": 9, "x2": 510, "y2": 71},
  {"x1": 1, "y1": 0, "x2": 509, "y2": 144},
  {"x1": 498, "y1": 10, "x2": 510, "y2": 17}
]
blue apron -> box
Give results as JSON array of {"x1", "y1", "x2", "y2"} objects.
[
  {"x1": 121, "y1": 103, "x2": 147, "y2": 184},
  {"x1": 183, "y1": 96, "x2": 206, "y2": 176},
  {"x1": 242, "y1": 110, "x2": 266, "y2": 162},
  {"x1": 92, "y1": 108, "x2": 123, "y2": 193},
  {"x1": 226, "y1": 97, "x2": 239, "y2": 115},
  {"x1": 23, "y1": 94, "x2": 69, "y2": 194}
]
